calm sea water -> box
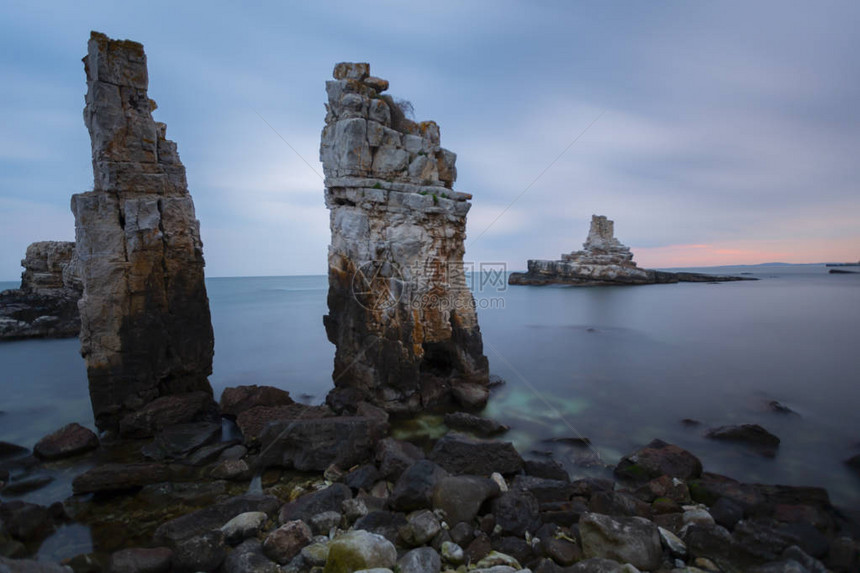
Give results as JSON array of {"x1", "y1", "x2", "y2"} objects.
[{"x1": 1, "y1": 264, "x2": 859, "y2": 513}]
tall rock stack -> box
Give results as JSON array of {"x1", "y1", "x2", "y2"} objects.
[
  {"x1": 320, "y1": 62, "x2": 489, "y2": 414},
  {"x1": 71, "y1": 32, "x2": 214, "y2": 432}
]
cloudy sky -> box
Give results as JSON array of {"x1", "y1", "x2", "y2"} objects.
[{"x1": 1, "y1": 1, "x2": 858, "y2": 280}]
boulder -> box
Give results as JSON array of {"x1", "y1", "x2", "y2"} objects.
[
  {"x1": 223, "y1": 539, "x2": 279, "y2": 573},
  {"x1": 0, "y1": 501, "x2": 55, "y2": 542},
  {"x1": 108, "y1": 547, "x2": 172, "y2": 573},
  {"x1": 279, "y1": 483, "x2": 352, "y2": 524},
  {"x1": 310, "y1": 511, "x2": 343, "y2": 535},
  {"x1": 235, "y1": 403, "x2": 332, "y2": 445},
  {"x1": 490, "y1": 490, "x2": 541, "y2": 536},
  {"x1": 141, "y1": 421, "x2": 222, "y2": 461},
  {"x1": 429, "y1": 433, "x2": 523, "y2": 475},
  {"x1": 262, "y1": 520, "x2": 313, "y2": 564},
  {"x1": 443, "y1": 412, "x2": 508, "y2": 437},
  {"x1": 154, "y1": 494, "x2": 280, "y2": 546},
  {"x1": 345, "y1": 464, "x2": 381, "y2": 491},
  {"x1": 705, "y1": 424, "x2": 780, "y2": 456},
  {"x1": 399, "y1": 510, "x2": 441, "y2": 547},
  {"x1": 33, "y1": 423, "x2": 99, "y2": 460},
  {"x1": 579, "y1": 512, "x2": 663, "y2": 571},
  {"x1": 257, "y1": 415, "x2": 385, "y2": 472},
  {"x1": 390, "y1": 460, "x2": 448, "y2": 512},
  {"x1": 397, "y1": 547, "x2": 441, "y2": 573},
  {"x1": 219, "y1": 385, "x2": 294, "y2": 419},
  {"x1": 323, "y1": 530, "x2": 397, "y2": 573},
  {"x1": 510, "y1": 475, "x2": 574, "y2": 503},
  {"x1": 524, "y1": 459, "x2": 570, "y2": 482},
  {"x1": 220, "y1": 511, "x2": 268, "y2": 545},
  {"x1": 171, "y1": 530, "x2": 226, "y2": 572},
  {"x1": 354, "y1": 511, "x2": 408, "y2": 544},
  {"x1": 209, "y1": 459, "x2": 251, "y2": 481},
  {"x1": 72, "y1": 463, "x2": 170, "y2": 494},
  {"x1": 614, "y1": 439, "x2": 703, "y2": 482},
  {"x1": 432, "y1": 475, "x2": 499, "y2": 525},
  {"x1": 376, "y1": 438, "x2": 424, "y2": 480},
  {"x1": 118, "y1": 392, "x2": 219, "y2": 439},
  {"x1": 0, "y1": 442, "x2": 30, "y2": 460}
]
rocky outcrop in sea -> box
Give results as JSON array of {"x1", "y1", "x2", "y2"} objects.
[
  {"x1": 320, "y1": 62, "x2": 489, "y2": 415},
  {"x1": 509, "y1": 216, "x2": 752, "y2": 286},
  {"x1": 70, "y1": 32, "x2": 215, "y2": 432},
  {"x1": 0, "y1": 241, "x2": 81, "y2": 340}
]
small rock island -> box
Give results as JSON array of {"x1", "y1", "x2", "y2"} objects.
[{"x1": 509, "y1": 215, "x2": 752, "y2": 286}]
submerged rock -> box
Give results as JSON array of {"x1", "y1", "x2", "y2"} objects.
[
  {"x1": 615, "y1": 439, "x2": 703, "y2": 482},
  {"x1": 320, "y1": 62, "x2": 489, "y2": 415},
  {"x1": 705, "y1": 424, "x2": 781, "y2": 456},
  {"x1": 509, "y1": 215, "x2": 752, "y2": 286},
  {"x1": 72, "y1": 31, "x2": 215, "y2": 432}
]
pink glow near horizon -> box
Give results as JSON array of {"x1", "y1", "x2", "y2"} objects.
[{"x1": 633, "y1": 238, "x2": 860, "y2": 268}]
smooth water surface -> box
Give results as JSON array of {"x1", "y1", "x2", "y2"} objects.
[{"x1": 1, "y1": 265, "x2": 859, "y2": 514}]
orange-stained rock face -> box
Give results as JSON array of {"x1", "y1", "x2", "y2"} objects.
[
  {"x1": 72, "y1": 31, "x2": 214, "y2": 432},
  {"x1": 321, "y1": 62, "x2": 489, "y2": 415}
]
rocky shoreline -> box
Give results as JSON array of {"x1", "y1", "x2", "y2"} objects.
[
  {"x1": 1, "y1": 384, "x2": 857, "y2": 573},
  {"x1": 0, "y1": 241, "x2": 81, "y2": 341}
]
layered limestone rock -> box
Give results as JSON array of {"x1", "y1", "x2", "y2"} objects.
[
  {"x1": 321, "y1": 62, "x2": 489, "y2": 414},
  {"x1": 509, "y1": 215, "x2": 751, "y2": 286},
  {"x1": 20, "y1": 241, "x2": 80, "y2": 295},
  {"x1": 0, "y1": 241, "x2": 82, "y2": 339},
  {"x1": 71, "y1": 32, "x2": 215, "y2": 432}
]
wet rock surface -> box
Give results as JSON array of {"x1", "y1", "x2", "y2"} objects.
[{"x1": 33, "y1": 423, "x2": 99, "y2": 461}]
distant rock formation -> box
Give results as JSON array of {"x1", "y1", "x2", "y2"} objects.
[
  {"x1": 0, "y1": 241, "x2": 82, "y2": 339},
  {"x1": 71, "y1": 32, "x2": 215, "y2": 432},
  {"x1": 509, "y1": 215, "x2": 752, "y2": 286},
  {"x1": 20, "y1": 241, "x2": 80, "y2": 295},
  {"x1": 320, "y1": 62, "x2": 489, "y2": 414}
]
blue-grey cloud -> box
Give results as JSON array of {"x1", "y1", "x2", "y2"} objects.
[{"x1": 1, "y1": 1, "x2": 858, "y2": 279}]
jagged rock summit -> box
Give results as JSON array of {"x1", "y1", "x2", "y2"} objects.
[
  {"x1": 320, "y1": 62, "x2": 489, "y2": 415},
  {"x1": 71, "y1": 31, "x2": 215, "y2": 432},
  {"x1": 509, "y1": 215, "x2": 752, "y2": 286},
  {"x1": 0, "y1": 241, "x2": 82, "y2": 339},
  {"x1": 563, "y1": 215, "x2": 635, "y2": 266}
]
